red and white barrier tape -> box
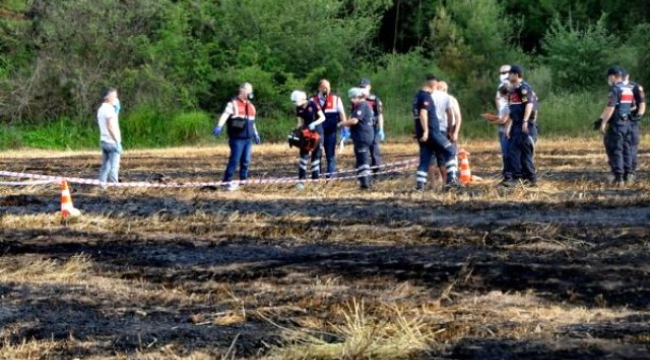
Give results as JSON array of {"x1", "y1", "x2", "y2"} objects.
[{"x1": 0, "y1": 159, "x2": 417, "y2": 188}]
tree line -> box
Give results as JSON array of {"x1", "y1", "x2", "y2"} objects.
[{"x1": 1, "y1": 0, "x2": 649, "y2": 147}]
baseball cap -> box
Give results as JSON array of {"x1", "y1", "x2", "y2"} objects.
[
  {"x1": 509, "y1": 65, "x2": 523, "y2": 76},
  {"x1": 358, "y1": 78, "x2": 371, "y2": 87},
  {"x1": 606, "y1": 66, "x2": 623, "y2": 76},
  {"x1": 620, "y1": 68, "x2": 629, "y2": 77}
]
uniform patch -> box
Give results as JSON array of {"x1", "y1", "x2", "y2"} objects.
[
  {"x1": 357, "y1": 110, "x2": 362, "y2": 116},
  {"x1": 423, "y1": 101, "x2": 429, "y2": 106}
]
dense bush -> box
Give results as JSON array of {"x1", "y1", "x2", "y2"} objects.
[{"x1": 0, "y1": 0, "x2": 649, "y2": 149}]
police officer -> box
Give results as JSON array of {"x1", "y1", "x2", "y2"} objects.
[
  {"x1": 338, "y1": 88, "x2": 375, "y2": 190},
  {"x1": 413, "y1": 74, "x2": 460, "y2": 191},
  {"x1": 291, "y1": 90, "x2": 326, "y2": 190},
  {"x1": 502, "y1": 65, "x2": 538, "y2": 187},
  {"x1": 358, "y1": 78, "x2": 384, "y2": 175},
  {"x1": 622, "y1": 69, "x2": 646, "y2": 183},
  {"x1": 213, "y1": 83, "x2": 260, "y2": 191},
  {"x1": 312, "y1": 79, "x2": 347, "y2": 178},
  {"x1": 597, "y1": 67, "x2": 635, "y2": 187}
]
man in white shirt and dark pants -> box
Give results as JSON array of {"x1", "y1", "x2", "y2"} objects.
[
  {"x1": 428, "y1": 81, "x2": 459, "y2": 186},
  {"x1": 97, "y1": 88, "x2": 122, "y2": 184}
]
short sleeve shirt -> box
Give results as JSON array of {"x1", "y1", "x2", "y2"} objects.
[{"x1": 412, "y1": 90, "x2": 437, "y2": 137}]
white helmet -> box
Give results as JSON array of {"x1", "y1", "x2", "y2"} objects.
[
  {"x1": 290, "y1": 90, "x2": 307, "y2": 106},
  {"x1": 348, "y1": 87, "x2": 364, "y2": 99}
]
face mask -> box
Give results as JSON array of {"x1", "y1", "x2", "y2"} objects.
[
  {"x1": 607, "y1": 78, "x2": 614, "y2": 86},
  {"x1": 500, "y1": 74, "x2": 509, "y2": 83},
  {"x1": 114, "y1": 98, "x2": 121, "y2": 113},
  {"x1": 248, "y1": 93, "x2": 254, "y2": 100}
]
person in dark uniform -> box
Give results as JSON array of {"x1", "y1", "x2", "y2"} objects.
[
  {"x1": 213, "y1": 82, "x2": 261, "y2": 191},
  {"x1": 596, "y1": 67, "x2": 635, "y2": 187},
  {"x1": 413, "y1": 74, "x2": 460, "y2": 191},
  {"x1": 291, "y1": 90, "x2": 326, "y2": 190},
  {"x1": 502, "y1": 65, "x2": 538, "y2": 187},
  {"x1": 358, "y1": 78, "x2": 384, "y2": 175},
  {"x1": 622, "y1": 69, "x2": 646, "y2": 183},
  {"x1": 312, "y1": 79, "x2": 347, "y2": 178},
  {"x1": 338, "y1": 87, "x2": 375, "y2": 189}
]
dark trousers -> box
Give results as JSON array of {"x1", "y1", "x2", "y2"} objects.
[
  {"x1": 354, "y1": 141, "x2": 372, "y2": 189},
  {"x1": 505, "y1": 123, "x2": 537, "y2": 182},
  {"x1": 370, "y1": 131, "x2": 382, "y2": 173},
  {"x1": 223, "y1": 138, "x2": 253, "y2": 182},
  {"x1": 299, "y1": 138, "x2": 323, "y2": 180},
  {"x1": 416, "y1": 131, "x2": 458, "y2": 187},
  {"x1": 605, "y1": 122, "x2": 633, "y2": 180},
  {"x1": 629, "y1": 121, "x2": 640, "y2": 174},
  {"x1": 323, "y1": 131, "x2": 337, "y2": 177}
]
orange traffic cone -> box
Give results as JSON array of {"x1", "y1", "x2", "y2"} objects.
[
  {"x1": 458, "y1": 149, "x2": 472, "y2": 184},
  {"x1": 60, "y1": 180, "x2": 81, "y2": 218}
]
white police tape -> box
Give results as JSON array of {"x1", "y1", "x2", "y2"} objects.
[
  {"x1": 0, "y1": 159, "x2": 417, "y2": 188},
  {"x1": 0, "y1": 179, "x2": 56, "y2": 186}
]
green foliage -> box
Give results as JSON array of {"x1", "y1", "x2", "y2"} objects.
[
  {"x1": 19, "y1": 118, "x2": 96, "y2": 150},
  {"x1": 542, "y1": 15, "x2": 617, "y2": 91},
  {"x1": 537, "y1": 90, "x2": 605, "y2": 137},
  {"x1": 120, "y1": 105, "x2": 168, "y2": 148},
  {"x1": 167, "y1": 111, "x2": 212, "y2": 145}
]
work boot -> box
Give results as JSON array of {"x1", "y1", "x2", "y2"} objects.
[
  {"x1": 624, "y1": 173, "x2": 636, "y2": 184},
  {"x1": 611, "y1": 177, "x2": 625, "y2": 188},
  {"x1": 500, "y1": 179, "x2": 517, "y2": 188},
  {"x1": 415, "y1": 181, "x2": 426, "y2": 192},
  {"x1": 443, "y1": 179, "x2": 462, "y2": 191}
]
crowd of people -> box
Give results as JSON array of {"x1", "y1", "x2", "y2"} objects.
[{"x1": 95, "y1": 64, "x2": 645, "y2": 191}]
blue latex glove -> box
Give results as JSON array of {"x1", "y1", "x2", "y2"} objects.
[
  {"x1": 254, "y1": 134, "x2": 261, "y2": 144},
  {"x1": 212, "y1": 125, "x2": 223, "y2": 136},
  {"x1": 116, "y1": 143, "x2": 123, "y2": 154},
  {"x1": 378, "y1": 128, "x2": 385, "y2": 142},
  {"x1": 114, "y1": 99, "x2": 121, "y2": 114},
  {"x1": 308, "y1": 123, "x2": 316, "y2": 131},
  {"x1": 341, "y1": 127, "x2": 351, "y2": 141}
]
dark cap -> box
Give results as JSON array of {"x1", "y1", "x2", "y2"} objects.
[
  {"x1": 606, "y1": 66, "x2": 623, "y2": 77},
  {"x1": 509, "y1": 65, "x2": 523, "y2": 76},
  {"x1": 425, "y1": 74, "x2": 438, "y2": 81},
  {"x1": 620, "y1": 68, "x2": 629, "y2": 77},
  {"x1": 358, "y1": 78, "x2": 371, "y2": 87},
  {"x1": 102, "y1": 87, "x2": 117, "y2": 100}
]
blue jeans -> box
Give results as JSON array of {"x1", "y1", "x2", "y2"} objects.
[
  {"x1": 499, "y1": 131, "x2": 510, "y2": 176},
  {"x1": 223, "y1": 138, "x2": 253, "y2": 182},
  {"x1": 99, "y1": 141, "x2": 121, "y2": 183},
  {"x1": 323, "y1": 131, "x2": 337, "y2": 177}
]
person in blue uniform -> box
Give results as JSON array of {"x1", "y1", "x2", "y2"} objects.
[
  {"x1": 622, "y1": 69, "x2": 646, "y2": 183},
  {"x1": 358, "y1": 78, "x2": 384, "y2": 176},
  {"x1": 596, "y1": 67, "x2": 636, "y2": 187},
  {"x1": 312, "y1": 79, "x2": 347, "y2": 178},
  {"x1": 338, "y1": 87, "x2": 375, "y2": 190},
  {"x1": 413, "y1": 74, "x2": 459, "y2": 191},
  {"x1": 291, "y1": 90, "x2": 326, "y2": 189},
  {"x1": 502, "y1": 65, "x2": 538, "y2": 187}
]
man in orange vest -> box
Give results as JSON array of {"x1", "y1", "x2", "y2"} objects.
[
  {"x1": 213, "y1": 82, "x2": 260, "y2": 191},
  {"x1": 312, "y1": 79, "x2": 347, "y2": 178}
]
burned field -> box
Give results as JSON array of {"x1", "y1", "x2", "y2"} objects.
[{"x1": 1, "y1": 140, "x2": 649, "y2": 359}]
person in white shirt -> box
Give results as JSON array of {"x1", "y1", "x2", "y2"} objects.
[
  {"x1": 97, "y1": 88, "x2": 122, "y2": 184},
  {"x1": 429, "y1": 81, "x2": 461, "y2": 185},
  {"x1": 486, "y1": 64, "x2": 513, "y2": 176}
]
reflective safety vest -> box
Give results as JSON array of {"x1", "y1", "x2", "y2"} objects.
[
  {"x1": 227, "y1": 98, "x2": 256, "y2": 140},
  {"x1": 613, "y1": 82, "x2": 634, "y2": 121},
  {"x1": 313, "y1": 94, "x2": 341, "y2": 134}
]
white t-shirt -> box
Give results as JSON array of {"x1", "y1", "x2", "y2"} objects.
[
  {"x1": 496, "y1": 81, "x2": 509, "y2": 110},
  {"x1": 98, "y1": 103, "x2": 120, "y2": 144},
  {"x1": 431, "y1": 90, "x2": 451, "y2": 132}
]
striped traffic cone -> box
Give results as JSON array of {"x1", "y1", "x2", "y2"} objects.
[
  {"x1": 458, "y1": 149, "x2": 472, "y2": 184},
  {"x1": 60, "y1": 180, "x2": 81, "y2": 219}
]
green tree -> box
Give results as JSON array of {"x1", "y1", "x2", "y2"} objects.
[{"x1": 542, "y1": 15, "x2": 617, "y2": 90}]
